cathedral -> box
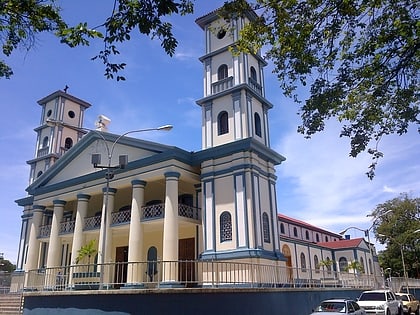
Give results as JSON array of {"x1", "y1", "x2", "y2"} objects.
[{"x1": 13, "y1": 6, "x2": 380, "y2": 291}]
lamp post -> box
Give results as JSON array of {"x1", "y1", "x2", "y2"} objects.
[
  {"x1": 379, "y1": 229, "x2": 420, "y2": 293},
  {"x1": 46, "y1": 119, "x2": 172, "y2": 288}
]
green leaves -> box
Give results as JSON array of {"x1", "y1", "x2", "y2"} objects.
[
  {"x1": 0, "y1": 0, "x2": 65, "y2": 78},
  {"x1": 222, "y1": 0, "x2": 419, "y2": 178},
  {"x1": 1, "y1": 0, "x2": 194, "y2": 80}
]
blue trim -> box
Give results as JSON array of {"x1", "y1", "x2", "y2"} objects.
[
  {"x1": 15, "y1": 195, "x2": 34, "y2": 206},
  {"x1": 102, "y1": 187, "x2": 117, "y2": 194},
  {"x1": 131, "y1": 179, "x2": 147, "y2": 187},
  {"x1": 200, "y1": 248, "x2": 284, "y2": 261},
  {"x1": 53, "y1": 200, "x2": 66, "y2": 206},
  {"x1": 164, "y1": 171, "x2": 181, "y2": 179},
  {"x1": 196, "y1": 83, "x2": 273, "y2": 109},
  {"x1": 33, "y1": 205, "x2": 46, "y2": 211},
  {"x1": 77, "y1": 193, "x2": 91, "y2": 200}
]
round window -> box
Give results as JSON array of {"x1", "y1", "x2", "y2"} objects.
[
  {"x1": 46, "y1": 109, "x2": 52, "y2": 117},
  {"x1": 68, "y1": 110, "x2": 75, "y2": 118},
  {"x1": 217, "y1": 29, "x2": 226, "y2": 39}
]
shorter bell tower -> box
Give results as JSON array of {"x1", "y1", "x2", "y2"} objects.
[{"x1": 27, "y1": 90, "x2": 91, "y2": 184}]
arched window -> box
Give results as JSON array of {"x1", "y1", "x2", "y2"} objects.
[
  {"x1": 314, "y1": 255, "x2": 320, "y2": 273},
  {"x1": 305, "y1": 230, "x2": 310, "y2": 240},
  {"x1": 254, "y1": 112, "x2": 262, "y2": 137},
  {"x1": 339, "y1": 257, "x2": 348, "y2": 272},
  {"x1": 280, "y1": 223, "x2": 285, "y2": 234},
  {"x1": 360, "y1": 257, "x2": 365, "y2": 273},
  {"x1": 64, "y1": 137, "x2": 73, "y2": 150},
  {"x1": 293, "y1": 227, "x2": 298, "y2": 237},
  {"x1": 218, "y1": 111, "x2": 229, "y2": 135},
  {"x1": 368, "y1": 258, "x2": 373, "y2": 275},
  {"x1": 42, "y1": 136, "x2": 49, "y2": 148},
  {"x1": 217, "y1": 64, "x2": 228, "y2": 80},
  {"x1": 326, "y1": 257, "x2": 332, "y2": 274},
  {"x1": 220, "y1": 211, "x2": 232, "y2": 242},
  {"x1": 300, "y1": 253, "x2": 307, "y2": 272},
  {"x1": 316, "y1": 233, "x2": 320, "y2": 242},
  {"x1": 325, "y1": 236, "x2": 329, "y2": 242},
  {"x1": 262, "y1": 212, "x2": 270, "y2": 243},
  {"x1": 250, "y1": 66, "x2": 257, "y2": 81},
  {"x1": 37, "y1": 171, "x2": 43, "y2": 178}
]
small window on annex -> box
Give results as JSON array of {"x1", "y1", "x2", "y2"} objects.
[
  {"x1": 280, "y1": 223, "x2": 285, "y2": 234},
  {"x1": 305, "y1": 230, "x2": 310, "y2": 240},
  {"x1": 262, "y1": 212, "x2": 270, "y2": 243},
  {"x1": 314, "y1": 255, "x2": 320, "y2": 273},
  {"x1": 217, "y1": 111, "x2": 229, "y2": 135},
  {"x1": 217, "y1": 64, "x2": 228, "y2": 80},
  {"x1": 293, "y1": 227, "x2": 298, "y2": 237},
  {"x1": 339, "y1": 257, "x2": 348, "y2": 272},
  {"x1": 220, "y1": 211, "x2": 232, "y2": 242},
  {"x1": 254, "y1": 113, "x2": 262, "y2": 137},
  {"x1": 300, "y1": 253, "x2": 307, "y2": 272}
]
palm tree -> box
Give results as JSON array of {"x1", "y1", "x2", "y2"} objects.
[{"x1": 76, "y1": 239, "x2": 97, "y2": 272}]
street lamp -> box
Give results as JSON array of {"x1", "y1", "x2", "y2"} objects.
[
  {"x1": 46, "y1": 119, "x2": 172, "y2": 288},
  {"x1": 379, "y1": 229, "x2": 420, "y2": 293}
]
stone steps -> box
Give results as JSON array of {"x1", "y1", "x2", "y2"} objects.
[{"x1": 0, "y1": 294, "x2": 23, "y2": 315}]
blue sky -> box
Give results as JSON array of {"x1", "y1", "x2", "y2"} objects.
[{"x1": 1, "y1": 1, "x2": 419, "y2": 263}]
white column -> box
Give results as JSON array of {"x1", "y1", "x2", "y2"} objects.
[
  {"x1": 70, "y1": 194, "x2": 90, "y2": 264},
  {"x1": 162, "y1": 172, "x2": 180, "y2": 283},
  {"x1": 25, "y1": 205, "x2": 45, "y2": 271},
  {"x1": 46, "y1": 200, "x2": 66, "y2": 268},
  {"x1": 127, "y1": 180, "x2": 146, "y2": 284},
  {"x1": 98, "y1": 187, "x2": 116, "y2": 285}
]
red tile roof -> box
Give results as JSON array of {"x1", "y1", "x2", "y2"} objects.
[
  {"x1": 316, "y1": 238, "x2": 365, "y2": 249},
  {"x1": 278, "y1": 213, "x2": 342, "y2": 237}
]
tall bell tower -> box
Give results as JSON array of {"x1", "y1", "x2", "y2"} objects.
[
  {"x1": 196, "y1": 9, "x2": 272, "y2": 150},
  {"x1": 27, "y1": 90, "x2": 91, "y2": 184},
  {"x1": 196, "y1": 9, "x2": 286, "y2": 263}
]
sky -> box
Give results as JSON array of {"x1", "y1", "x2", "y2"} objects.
[{"x1": 1, "y1": 1, "x2": 419, "y2": 264}]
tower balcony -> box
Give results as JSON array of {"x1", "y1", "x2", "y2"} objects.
[{"x1": 212, "y1": 76, "x2": 233, "y2": 94}]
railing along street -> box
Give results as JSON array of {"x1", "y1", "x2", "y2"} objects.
[{"x1": 22, "y1": 260, "x2": 383, "y2": 292}]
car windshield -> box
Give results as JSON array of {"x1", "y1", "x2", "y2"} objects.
[
  {"x1": 359, "y1": 292, "x2": 386, "y2": 301},
  {"x1": 314, "y1": 301, "x2": 346, "y2": 312},
  {"x1": 398, "y1": 295, "x2": 408, "y2": 301}
]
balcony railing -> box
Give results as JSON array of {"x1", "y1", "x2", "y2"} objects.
[
  {"x1": 111, "y1": 210, "x2": 131, "y2": 225},
  {"x1": 84, "y1": 215, "x2": 101, "y2": 231},
  {"x1": 248, "y1": 77, "x2": 262, "y2": 96},
  {"x1": 212, "y1": 76, "x2": 234, "y2": 94},
  {"x1": 38, "y1": 204, "x2": 202, "y2": 236},
  {"x1": 23, "y1": 260, "x2": 384, "y2": 293},
  {"x1": 38, "y1": 225, "x2": 51, "y2": 238},
  {"x1": 59, "y1": 221, "x2": 75, "y2": 234},
  {"x1": 142, "y1": 204, "x2": 164, "y2": 221}
]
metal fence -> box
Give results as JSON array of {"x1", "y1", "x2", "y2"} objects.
[{"x1": 21, "y1": 260, "x2": 383, "y2": 292}]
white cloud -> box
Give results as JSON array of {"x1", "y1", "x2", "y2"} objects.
[{"x1": 272, "y1": 120, "x2": 420, "y2": 234}]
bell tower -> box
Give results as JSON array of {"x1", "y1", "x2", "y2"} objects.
[
  {"x1": 196, "y1": 9, "x2": 286, "y2": 263},
  {"x1": 196, "y1": 9, "x2": 272, "y2": 150},
  {"x1": 27, "y1": 90, "x2": 91, "y2": 184}
]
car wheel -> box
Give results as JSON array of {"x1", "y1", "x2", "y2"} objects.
[
  {"x1": 415, "y1": 307, "x2": 419, "y2": 315},
  {"x1": 386, "y1": 309, "x2": 391, "y2": 315}
]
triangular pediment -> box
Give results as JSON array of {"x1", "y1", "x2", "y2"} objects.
[{"x1": 27, "y1": 131, "x2": 177, "y2": 194}]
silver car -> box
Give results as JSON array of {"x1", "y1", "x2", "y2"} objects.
[{"x1": 311, "y1": 298, "x2": 366, "y2": 315}]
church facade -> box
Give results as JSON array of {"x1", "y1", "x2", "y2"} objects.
[{"x1": 13, "y1": 7, "x2": 381, "y2": 290}]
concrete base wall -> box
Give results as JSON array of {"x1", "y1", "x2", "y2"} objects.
[{"x1": 23, "y1": 288, "x2": 365, "y2": 315}]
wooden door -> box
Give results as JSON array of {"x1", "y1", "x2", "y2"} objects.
[
  {"x1": 114, "y1": 246, "x2": 128, "y2": 288},
  {"x1": 179, "y1": 238, "x2": 195, "y2": 283}
]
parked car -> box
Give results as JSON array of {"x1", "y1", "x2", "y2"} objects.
[
  {"x1": 310, "y1": 298, "x2": 366, "y2": 315},
  {"x1": 395, "y1": 293, "x2": 419, "y2": 315},
  {"x1": 357, "y1": 290, "x2": 402, "y2": 315}
]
